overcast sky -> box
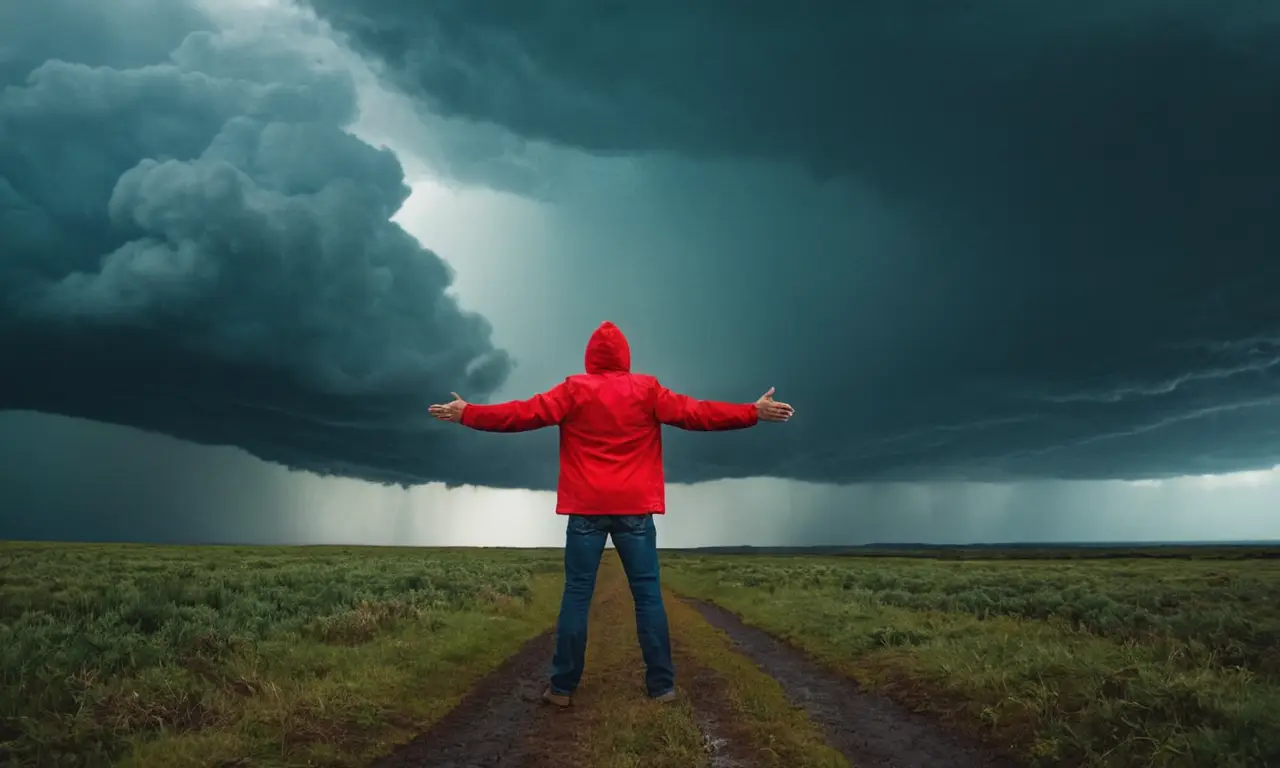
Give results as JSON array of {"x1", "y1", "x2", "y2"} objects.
[{"x1": 2, "y1": 0, "x2": 1279, "y2": 547}]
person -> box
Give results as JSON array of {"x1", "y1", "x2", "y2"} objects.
[{"x1": 428, "y1": 320, "x2": 793, "y2": 707}]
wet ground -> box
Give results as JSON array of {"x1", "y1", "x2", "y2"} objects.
[
  {"x1": 373, "y1": 578, "x2": 1014, "y2": 768},
  {"x1": 678, "y1": 650, "x2": 761, "y2": 767},
  {"x1": 369, "y1": 631, "x2": 555, "y2": 768},
  {"x1": 688, "y1": 599, "x2": 1015, "y2": 768}
]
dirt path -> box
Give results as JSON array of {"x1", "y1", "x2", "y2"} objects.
[
  {"x1": 686, "y1": 598, "x2": 1016, "y2": 768},
  {"x1": 374, "y1": 556, "x2": 1016, "y2": 767},
  {"x1": 369, "y1": 630, "x2": 555, "y2": 768},
  {"x1": 372, "y1": 555, "x2": 716, "y2": 768},
  {"x1": 521, "y1": 557, "x2": 724, "y2": 767}
]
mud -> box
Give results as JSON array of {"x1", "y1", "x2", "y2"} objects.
[
  {"x1": 686, "y1": 599, "x2": 1017, "y2": 768},
  {"x1": 370, "y1": 630, "x2": 555, "y2": 768},
  {"x1": 683, "y1": 666, "x2": 753, "y2": 768}
]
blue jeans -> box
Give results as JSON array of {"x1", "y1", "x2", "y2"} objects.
[{"x1": 548, "y1": 513, "x2": 675, "y2": 698}]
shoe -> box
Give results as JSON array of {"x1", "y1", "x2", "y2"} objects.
[
  {"x1": 541, "y1": 688, "x2": 572, "y2": 707},
  {"x1": 651, "y1": 689, "x2": 677, "y2": 703}
]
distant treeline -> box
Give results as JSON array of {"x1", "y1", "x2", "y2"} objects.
[{"x1": 666, "y1": 541, "x2": 1280, "y2": 560}]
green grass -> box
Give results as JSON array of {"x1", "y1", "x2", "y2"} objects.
[
  {"x1": 0, "y1": 542, "x2": 562, "y2": 767},
  {"x1": 12, "y1": 541, "x2": 1279, "y2": 767},
  {"x1": 664, "y1": 591, "x2": 847, "y2": 767},
  {"x1": 662, "y1": 553, "x2": 1280, "y2": 767}
]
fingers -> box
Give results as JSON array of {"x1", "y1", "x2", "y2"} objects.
[
  {"x1": 761, "y1": 400, "x2": 794, "y2": 422},
  {"x1": 428, "y1": 404, "x2": 460, "y2": 422}
]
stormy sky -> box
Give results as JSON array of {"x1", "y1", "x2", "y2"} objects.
[{"x1": 3, "y1": 0, "x2": 1280, "y2": 546}]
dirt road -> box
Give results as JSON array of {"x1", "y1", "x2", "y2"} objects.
[{"x1": 376, "y1": 554, "x2": 1013, "y2": 767}]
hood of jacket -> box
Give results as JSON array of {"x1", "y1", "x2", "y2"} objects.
[{"x1": 584, "y1": 321, "x2": 631, "y2": 374}]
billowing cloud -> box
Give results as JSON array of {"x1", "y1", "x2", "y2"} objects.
[
  {"x1": 5, "y1": 0, "x2": 1280, "y2": 506},
  {"x1": 0, "y1": 0, "x2": 516, "y2": 488},
  {"x1": 305, "y1": 0, "x2": 1280, "y2": 483}
]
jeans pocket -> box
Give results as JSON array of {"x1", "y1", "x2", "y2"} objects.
[
  {"x1": 567, "y1": 514, "x2": 605, "y2": 536},
  {"x1": 614, "y1": 514, "x2": 652, "y2": 536}
]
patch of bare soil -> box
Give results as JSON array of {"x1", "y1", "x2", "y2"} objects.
[
  {"x1": 685, "y1": 599, "x2": 1018, "y2": 768},
  {"x1": 682, "y1": 665, "x2": 755, "y2": 767},
  {"x1": 369, "y1": 630, "x2": 555, "y2": 768}
]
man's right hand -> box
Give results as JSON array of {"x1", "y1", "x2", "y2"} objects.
[
  {"x1": 428, "y1": 392, "x2": 468, "y2": 423},
  {"x1": 755, "y1": 387, "x2": 794, "y2": 422}
]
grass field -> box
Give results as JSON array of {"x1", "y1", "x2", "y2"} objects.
[
  {"x1": 4, "y1": 542, "x2": 1280, "y2": 767},
  {"x1": 0, "y1": 542, "x2": 561, "y2": 767},
  {"x1": 663, "y1": 552, "x2": 1280, "y2": 766}
]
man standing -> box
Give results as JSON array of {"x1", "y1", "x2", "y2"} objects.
[{"x1": 429, "y1": 321, "x2": 793, "y2": 706}]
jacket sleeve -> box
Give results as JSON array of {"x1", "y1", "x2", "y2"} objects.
[
  {"x1": 459, "y1": 380, "x2": 575, "y2": 432},
  {"x1": 652, "y1": 381, "x2": 759, "y2": 431}
]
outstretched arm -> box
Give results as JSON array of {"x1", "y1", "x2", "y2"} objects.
[
  {"x1": 654, "y1": 384, "x2": 793, "y2": 431},
  {"x1": 429, "y1": 382, "x2": 574, "y2": 432}
]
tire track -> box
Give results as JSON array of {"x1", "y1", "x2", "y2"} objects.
[
  {"x1": 374, "y1": 560, "x2": 1017, "y2": 767},
  {"x1": 685, "y1": 598, "x2": 1018, "y2": 768},
  {"x1": 369, "y1": 630, "x2": 555, "y2": 768}
]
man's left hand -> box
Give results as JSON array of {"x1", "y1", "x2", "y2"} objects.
[{"x1": 429, "y1": 392, "x2": 468, "y2": 423}]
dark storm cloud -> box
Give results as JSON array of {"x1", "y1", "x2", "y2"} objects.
[
  {"x1": 0, "y1": 0, "x2": 522, "y2": 490},
  {"x1": 307, "y1": 0, "x2": 1280, "y2": 482},
  {"x1": 0, "y1": 0, "x2": 212, "y2": 83}
]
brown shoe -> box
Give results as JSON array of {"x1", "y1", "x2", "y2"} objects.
[{"x1": 542, "y1": 688, "x2": 572, "y2": 707}]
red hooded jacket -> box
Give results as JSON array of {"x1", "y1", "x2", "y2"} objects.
[{"x1": 459, "y1": 321, "x2": 759, "y2": 514}]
